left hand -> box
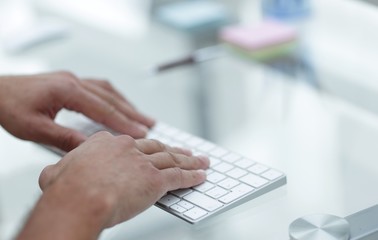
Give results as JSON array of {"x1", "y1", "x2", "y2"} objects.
[
  {"x1": 16, "y1": 133, "x2": 209, "y2": 240},
  {"x1": 0, "y1": 71, "x2": 155, "y2": 152},
  {"x1": 38, "y1": 132, "x2": 209, "y2": 227}
]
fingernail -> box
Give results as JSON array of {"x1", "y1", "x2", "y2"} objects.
[
  {"x1": 180, "y1": 148, "x2": 192, "y2": 156},
  {"x1": 197, "y1": 169, "x2": 207, "y2": 176},
  {"x1": 136, "y1": 124, "x2": 149, "y2": 134},
  {"x1": 197, "y1": 155, "x2": 210, "y2": 165},
  {"x1": 146, "y1": 116, "x2": 156, "y2": 126}
]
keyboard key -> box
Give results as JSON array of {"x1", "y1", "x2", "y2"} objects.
[
  {"x1": 147, "y1": 132, "x2": 160, "y2": 140},
  {"x1": 185, "y1": 136, "x2": 203, "y2": 148},
  {"x1": 219, "y1": 184, "x2": 254, "y2": 204},
  {"x1": 158, "y1": 194, "x2": 180, "y2": 207},
  {"x1": 209, "y1": 157, "x2": 221, "y2": 167},
  {"x1": 240, "y1": 174, "x2": 269, "y2": 188},
  {"x1": 218, "y1": 178, "x2": 240, "y2": 189},
  {"x1": 248, "y1": 164, "x2": 269, "y2": 174},
  {"x1": 197, "y1": 141, "x2": 216, "y2": 152},
  {"x1": 175, "y1": 131, "x2": 191, "y2": 142},
  {"x1": 192, "y1": 150, "x2": 202, "y2": 156},
  {"x1": 158, "y1": 136, "x2": 171, "y2": 144},
  {"x1": 177, "y1": 200, "x2": 194, "y2": 210},
  {"x1": 261, "y1": 169, "x2": 283, "y2": 180},
  {"x1": 169, "y1": 141, "x2": 185, "y2": 148},
  {"x1": 154, "y1": 122, "x2": 169, "y2": 132},
  {"x1": 207, "y1": 172, "x2": 226, "y2": 183},
  {"x1": 163, "y1": 126, "x2": 179, "y2": 136},
  {"x1": 171, "y1": 188, "x2": 193, "y2": 198},
  {"x1": 222, "y1": 153, "x2": 242, "y2": 163},
  {"x1": 184, "y1": 191, "x2": 223, "y2": 212},
  {"x1": 234, "y1": 158, "x2": 255, "y2": 168},
  {"x1": 206, "y1": 187, "x2": 229, "y2": 199},
  {"x1": 209, "y1": 147, "x2": 229, "y2": 158},
  {"x1": 213, "y1": 162, "x2": 234, "y2": 173},
  {"x1": 184, "y1": 207, "x2": 208, "y2": 220},
  {"x1": 193, "y1": 181, "x2": 215, "y2": 192},
  {"x1": 82, "y1": 125, "x2": 102, "y2": 135},
  {"x1": 226, "y1": 168, "x2": 247, "y2": 179},
  {"x1": 170, "y1": 204, "x2": 187, "y2": 213},
  {"x1": 232, "y1": 184, "x2": 255, "y2": 195}
]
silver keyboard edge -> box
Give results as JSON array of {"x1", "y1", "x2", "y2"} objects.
[{"x1": 156, "y1": 175, "x2": 287, "y2": 224}]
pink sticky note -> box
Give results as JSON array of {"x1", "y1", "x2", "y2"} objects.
[{"x1": 220, "y1": 20, "x2": 297, "y2": 51}]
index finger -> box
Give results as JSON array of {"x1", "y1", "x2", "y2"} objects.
[
  {"x1": 64, "y1": 87, "x2": 149, "y2": 138},
  {"x1": 80, "y1": 80, "x2": 155, "y2": 128}
]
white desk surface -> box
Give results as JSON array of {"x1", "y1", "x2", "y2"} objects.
[{"x1": 1, "y1": 0, "x2": 378, "y2": 239}]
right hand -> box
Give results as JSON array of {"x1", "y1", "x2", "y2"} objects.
[
  {"x1": 0, "y1": 72, "x2": 155, "y2": 152},
  {"x1": 39, "y1": 131, "x2": 210, "y2": 227}
]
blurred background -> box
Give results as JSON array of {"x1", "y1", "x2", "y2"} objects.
[{"x1": 1, "y1": 0, "x2": 378, "y2": 239}]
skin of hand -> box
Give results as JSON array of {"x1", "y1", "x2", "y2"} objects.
[
  {"x1": 0, "y1": 71, "x2": 155, "y2": 152},
  {"x1": 17, "y1": 131, "x2": 210, "y2": 240}
]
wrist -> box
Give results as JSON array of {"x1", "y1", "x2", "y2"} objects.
[{"x1": 17, "y1": 179, "x2": 117, "y2": 240}]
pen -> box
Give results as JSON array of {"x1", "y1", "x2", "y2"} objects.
[{"x1": 146, "y1": 45, "x2": 224, "y2": 76}]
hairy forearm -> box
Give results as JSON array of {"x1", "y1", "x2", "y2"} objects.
[
  {"x1": 16, "y1": 181, "x2": 115, "y2": 240},
  {"x1": 0, "y1": 76, "x2": 13, "y2": 127},
  {"x1": 0, "y1": 76, "x2": 7, "y2": 125}
]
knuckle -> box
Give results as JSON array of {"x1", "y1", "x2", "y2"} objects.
[
  {"x1": 39, "y1": 165, "x2": 55, "y2": 190},
  {"x1": 55, "y1": 70, "x2": 77, "y2": 80},
  {"x1": 64, "y1": 77, "x2": 80, "y2": 89},
  {"x1": 106, "y1": 105, "x2": 117, "y2": 116},
  {"x1": 57, "y1": 71, "x2": 80, "y2": 89},
  {"x1": 97, "y1": 80, "x2": 113, "y2": 89},
  {"x1": 191, "y1": 156, "x2": 204, "y2": 168},
  {"x1": 167, "y1": 152, "x2": 181, "y2": 165},
  {"x1": 116, "y1": 134, "x2": 136, "y2": 147},
  {"x1": 98, "y1": 105, "x2": 117, "y2": 125},
  {"x1": 92, "y1": 131, "x2": 112, "y2": 138},
  {"x1": 50, "y1": 72, "x2": 80, "y2": 96},
  {"x1": 91, "y1": 132, "x2": 137, "y2": 151},
  {"x1": 172, "y1": 167, "x2": 183, "y2": 186},
  {"x1": 150, "y1": 139, "x2": 166, "y2": 151}
]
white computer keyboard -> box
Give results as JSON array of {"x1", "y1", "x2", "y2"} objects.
[
  {"x1": 43, "y1": 121, "x2": 287, "y2": 224},
  {"x1": 149, "y1": 122, "x2": 286, "y2": 223}
]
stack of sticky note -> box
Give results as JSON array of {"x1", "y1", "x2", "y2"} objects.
[{"x1": 220, "y1": 20, "x2": 298, "y2": 62}]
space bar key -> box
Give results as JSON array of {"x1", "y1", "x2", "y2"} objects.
[{"x1": 183, "y1": 191, "x2": 223, "y2": 212}]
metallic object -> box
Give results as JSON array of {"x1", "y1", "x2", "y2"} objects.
[{"x1": 289, "y1": 214, "x2": 350, "y2": 240}]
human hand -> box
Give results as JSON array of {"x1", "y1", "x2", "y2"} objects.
[
  {"x1": 33, "y1": 132, "x2": 209, "y2": 238},
  {"x1": 0, "y1": 71, "x2": 155, "y2": 151}
]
